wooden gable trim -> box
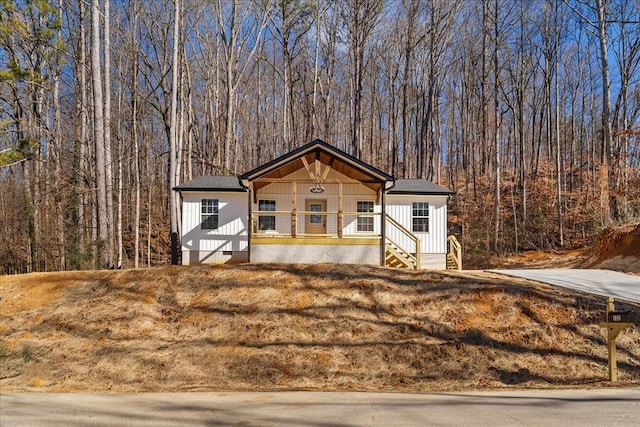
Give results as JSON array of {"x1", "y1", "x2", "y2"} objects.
[{"x1": 240, "y1": 139, "x2": 393, "y2": 184}]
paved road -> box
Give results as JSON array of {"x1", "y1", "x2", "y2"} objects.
[
  {"x1": 490, "y1": 269, "x2": 640, "y2": 304},
  {"x1": 1, "y1": 389, "x2": 639, "y2": 426}
]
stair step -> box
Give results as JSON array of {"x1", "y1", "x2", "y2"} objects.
[
  {"x1": 446, "y1": 253, "x2": 460, "y2": 270},
  {"x1": 385, "y1": 245, "x2": 415, "y2": 269}
]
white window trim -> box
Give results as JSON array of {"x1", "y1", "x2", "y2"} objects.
[
  {"x1": 412, "y1": 201, "x2": 429, "y2": 233},
  {"x1": 356, "y1": 200, "x2": 374, "y2": 233},
  {"x1": 258, "y1": 199, "x2": 276, "y2": 231},
  {"x1": 201, "y1": 199, "x2": 219, "y2": 230}
]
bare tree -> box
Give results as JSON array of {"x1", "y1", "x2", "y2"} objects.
[
  {"x1": 338, "y1": 0, "x2": 383, "y2": 160},
  {"x1": 216, "y1": 0, "x2": 272, "y2": 173},
  {"x1": 268, "y1": 0, "x2": 315, "y2": 150},
  {"x1": 91, "y1": 0, "x2": 112, "y2": 267},
  {"x1": 169, "y1": 0, "x2": 180, "y2": 264},
  {"x1": 595, "y1": 0, "x2": 613, "y2": 224},
  {"x1": 2, "y1": 0, "x2": 640, "y2": 273},
  {"x1": 104, "y1": 0, "x2": 115, "y2": 264}
]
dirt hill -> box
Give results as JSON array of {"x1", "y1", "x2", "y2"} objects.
[
  {"x1": 585, "y1": 222, "x2": 640, "y2": 272},
  {"x1": 491, "y1": 222, "x2": 640, "y2": 274},
  {"x1": 1, "y1": 264, "x2": 638, "y2": 392}
]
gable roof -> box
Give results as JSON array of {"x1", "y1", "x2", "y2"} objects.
[
  {"x1": 240, "y1": 139, "x2": 394, "y2": 192},
  {"x1": 173, "y1": 175, "x2": 246, "y2": 192},
  {"x1": 387, "y1": 179, "x2": 454, "y2": 195},
  {"x1": 174, "y1": 141, "x2": 455, "y2": 196}
]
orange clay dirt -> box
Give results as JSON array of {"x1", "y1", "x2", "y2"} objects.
[
  {"x1": 494, "y1": 222, "x2": 640, "y2": 274},
  {"x1": 1, "y1": 262, "x2": 638, "y2": 393},
  {"x1": 585, "y1": 222, "x2": 640, "y2": 273}
]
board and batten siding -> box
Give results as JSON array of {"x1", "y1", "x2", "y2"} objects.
[
  {"x1": 180, "y1": 191, "x2": 248, "y2": 264},
  {"x1": 385, "y1": 194, "x2": 448, "y2": 255},
  {"x1": 254, "y1": 168, "x2": 380, "y2": 236}
]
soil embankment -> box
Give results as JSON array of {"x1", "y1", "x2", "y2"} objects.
[
  {"x1": 585, "y1": 222, "x2": 640, "y2": 272},
  {"x1": 1, "y1": 264, "x2": 638, "y2": 392}
]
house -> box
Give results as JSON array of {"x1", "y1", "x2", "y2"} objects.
[{"x1": 174, "y1": 139, "x2": 460, "y2": 270}]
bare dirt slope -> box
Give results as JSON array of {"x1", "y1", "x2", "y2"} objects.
[
  {"x1": 1, "y1": 264, "x2": 638, "y2": 393},
  {"x1": 494, "y1": 248, "x2": 589, "y2": 269},
  {"x1": 493, "y1": 222, "x2": 640, "y2": 274},
  {"x1": 585, "y1": 222, "x2": 640, "y2": 273}
]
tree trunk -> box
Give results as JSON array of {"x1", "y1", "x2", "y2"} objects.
[
  {"x1": 104, "y1": 0, "x2": 114, "y2": 266},
  {"x1": 91, "y1": 0, "x2": 109, "y2": 268},
  {"x1": 53, "y1": 0, "x2": 66, "y2": 270},
  {"x1": 596, "y1": 0, "x2": 613, "y2": 224},
  {"x1": 493, "y1": 0, "x2": 500, "y2": 253},
  {"x1": 133, "y1": 52, "x2": 140, "y2": 269},
  {"x1": 554, "y1": 0, "x2": 563, "y2": 247},
  {"x1": 169, "y1": 0, "x2": 180, "y2": 264}
]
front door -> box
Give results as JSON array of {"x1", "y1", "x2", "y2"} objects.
[{"x1": 305, "y1": 199, "x2": 326, "y2": 234}]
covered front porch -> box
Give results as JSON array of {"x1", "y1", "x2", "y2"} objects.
[
  {"x1": 249, "y1": 182, "x2": 383, "y2": 239},
  {"x1": 240, "y1": 140, "x2": 406, "y2": 267},
  {"x1": 250, "y1": 200, "x2": 386, "y2": 266},
  {"x1": 249, "y1": 202, "x2": 423, "y2": 269},
  {"x1": 238, "y1": 140, "x2": 455, "y2": 269}
]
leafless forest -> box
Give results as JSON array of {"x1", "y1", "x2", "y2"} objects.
[{"x1": 1, "y1": 0, "x2": 639, "y2": 273}]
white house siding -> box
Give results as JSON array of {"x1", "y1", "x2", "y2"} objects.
[
  {"x1": 253, "y1": 168, "x2": 380, "y2": 236},
  {"x1": 180, "y1": 191, "x2": 248, "y2": 264},
  {"x1": 385, "y1": 194, "x2": 449, "y2": 266}
]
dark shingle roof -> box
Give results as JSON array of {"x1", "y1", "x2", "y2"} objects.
[
  {"x1": 387, "y1": 179, "x2": 454, "y2": 195},
  {"x1": 174, "y1": 174, "x2": 454, "y2": 196},
  {"x1": 173, "y1": 175, "x2": 246, "y2": 192}
]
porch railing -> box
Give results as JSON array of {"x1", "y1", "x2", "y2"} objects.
[{"x1": 251, "y1": 210, "x2": 382, "y2": 238}]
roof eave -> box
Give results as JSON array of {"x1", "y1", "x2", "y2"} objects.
[
  {"x1": 174, "y1": 187, "x2": 246, "y2": 192},
  {"x1": 386, "y1": 190, "x2": 455, "y2": 196},
  {"x1": 240, "y1": 139, "x2": 393, "y2": 183}
]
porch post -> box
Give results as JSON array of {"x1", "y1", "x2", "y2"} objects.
[
  {"x1": 247, "y1": 187, "x2": 252, "y2": 262},
  {"x1": 338, "y1": 182, "x2": 343, "y2": 238},
  {"x1": 380, "y1": 187, "x2": 386, "y2": 267},
  {"x1": 291, "y1": 181, "x2": 297, "y2": 238}
]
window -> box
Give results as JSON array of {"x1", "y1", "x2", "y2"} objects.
[
  {"x1": 201, "y1": 199, "x2": 219, "y2": 230},
  {"x1": 412, "y1": 202, "x2": 429, "y2": 232},
  {"x1": 309, "y1": 203, "x2": 323, "y2": 224},
  {"x1": 357, "y1": 201, "x2": 374, "y2": 232},
  {"x1": 258, "y1": 200, "x2": 276, "y2": 231}
]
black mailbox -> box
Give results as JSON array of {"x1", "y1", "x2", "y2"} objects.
[{"x1": 607, "y1": 311, "x2": 634, "y2": 323}]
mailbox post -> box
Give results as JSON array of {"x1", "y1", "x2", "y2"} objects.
[{"x1": 599, "y1": 297, "x2": 634, "y2": 382}]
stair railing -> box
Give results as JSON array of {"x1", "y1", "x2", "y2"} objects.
[
  {"x1": 385, "y1": 214, "x2": 420, "y2": 269},
  {"x1": 447, "y1": 235, "x2": 462, "y2": 270}
]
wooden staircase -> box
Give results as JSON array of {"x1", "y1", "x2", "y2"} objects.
[
  {"x1": 446, "y1": 253, "x2": 458, "y2": 269},
  {"x1": 385, "y1": 242, "x2": 417, "y2": 269},
  {"x1": 383, "y1": 214, "x2": 462, "y2": 271},
  {"x1": 447, "y1": 235, "x2": 462, "y2": 270},
  {"x1": 384, "y1": 214, "x2": 420, "y2": 270}
]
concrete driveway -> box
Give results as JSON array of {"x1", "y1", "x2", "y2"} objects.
[
  {"x1": 490, "y1": 269, "x2": 640, "y2": 304},
  {"x1": 1, "y1": 389, "x2": 639, "y2": 426}
]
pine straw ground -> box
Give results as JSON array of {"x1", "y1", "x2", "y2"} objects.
[{"x1": 1, "y1": 264, "x2": 638, "y2": 392}]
